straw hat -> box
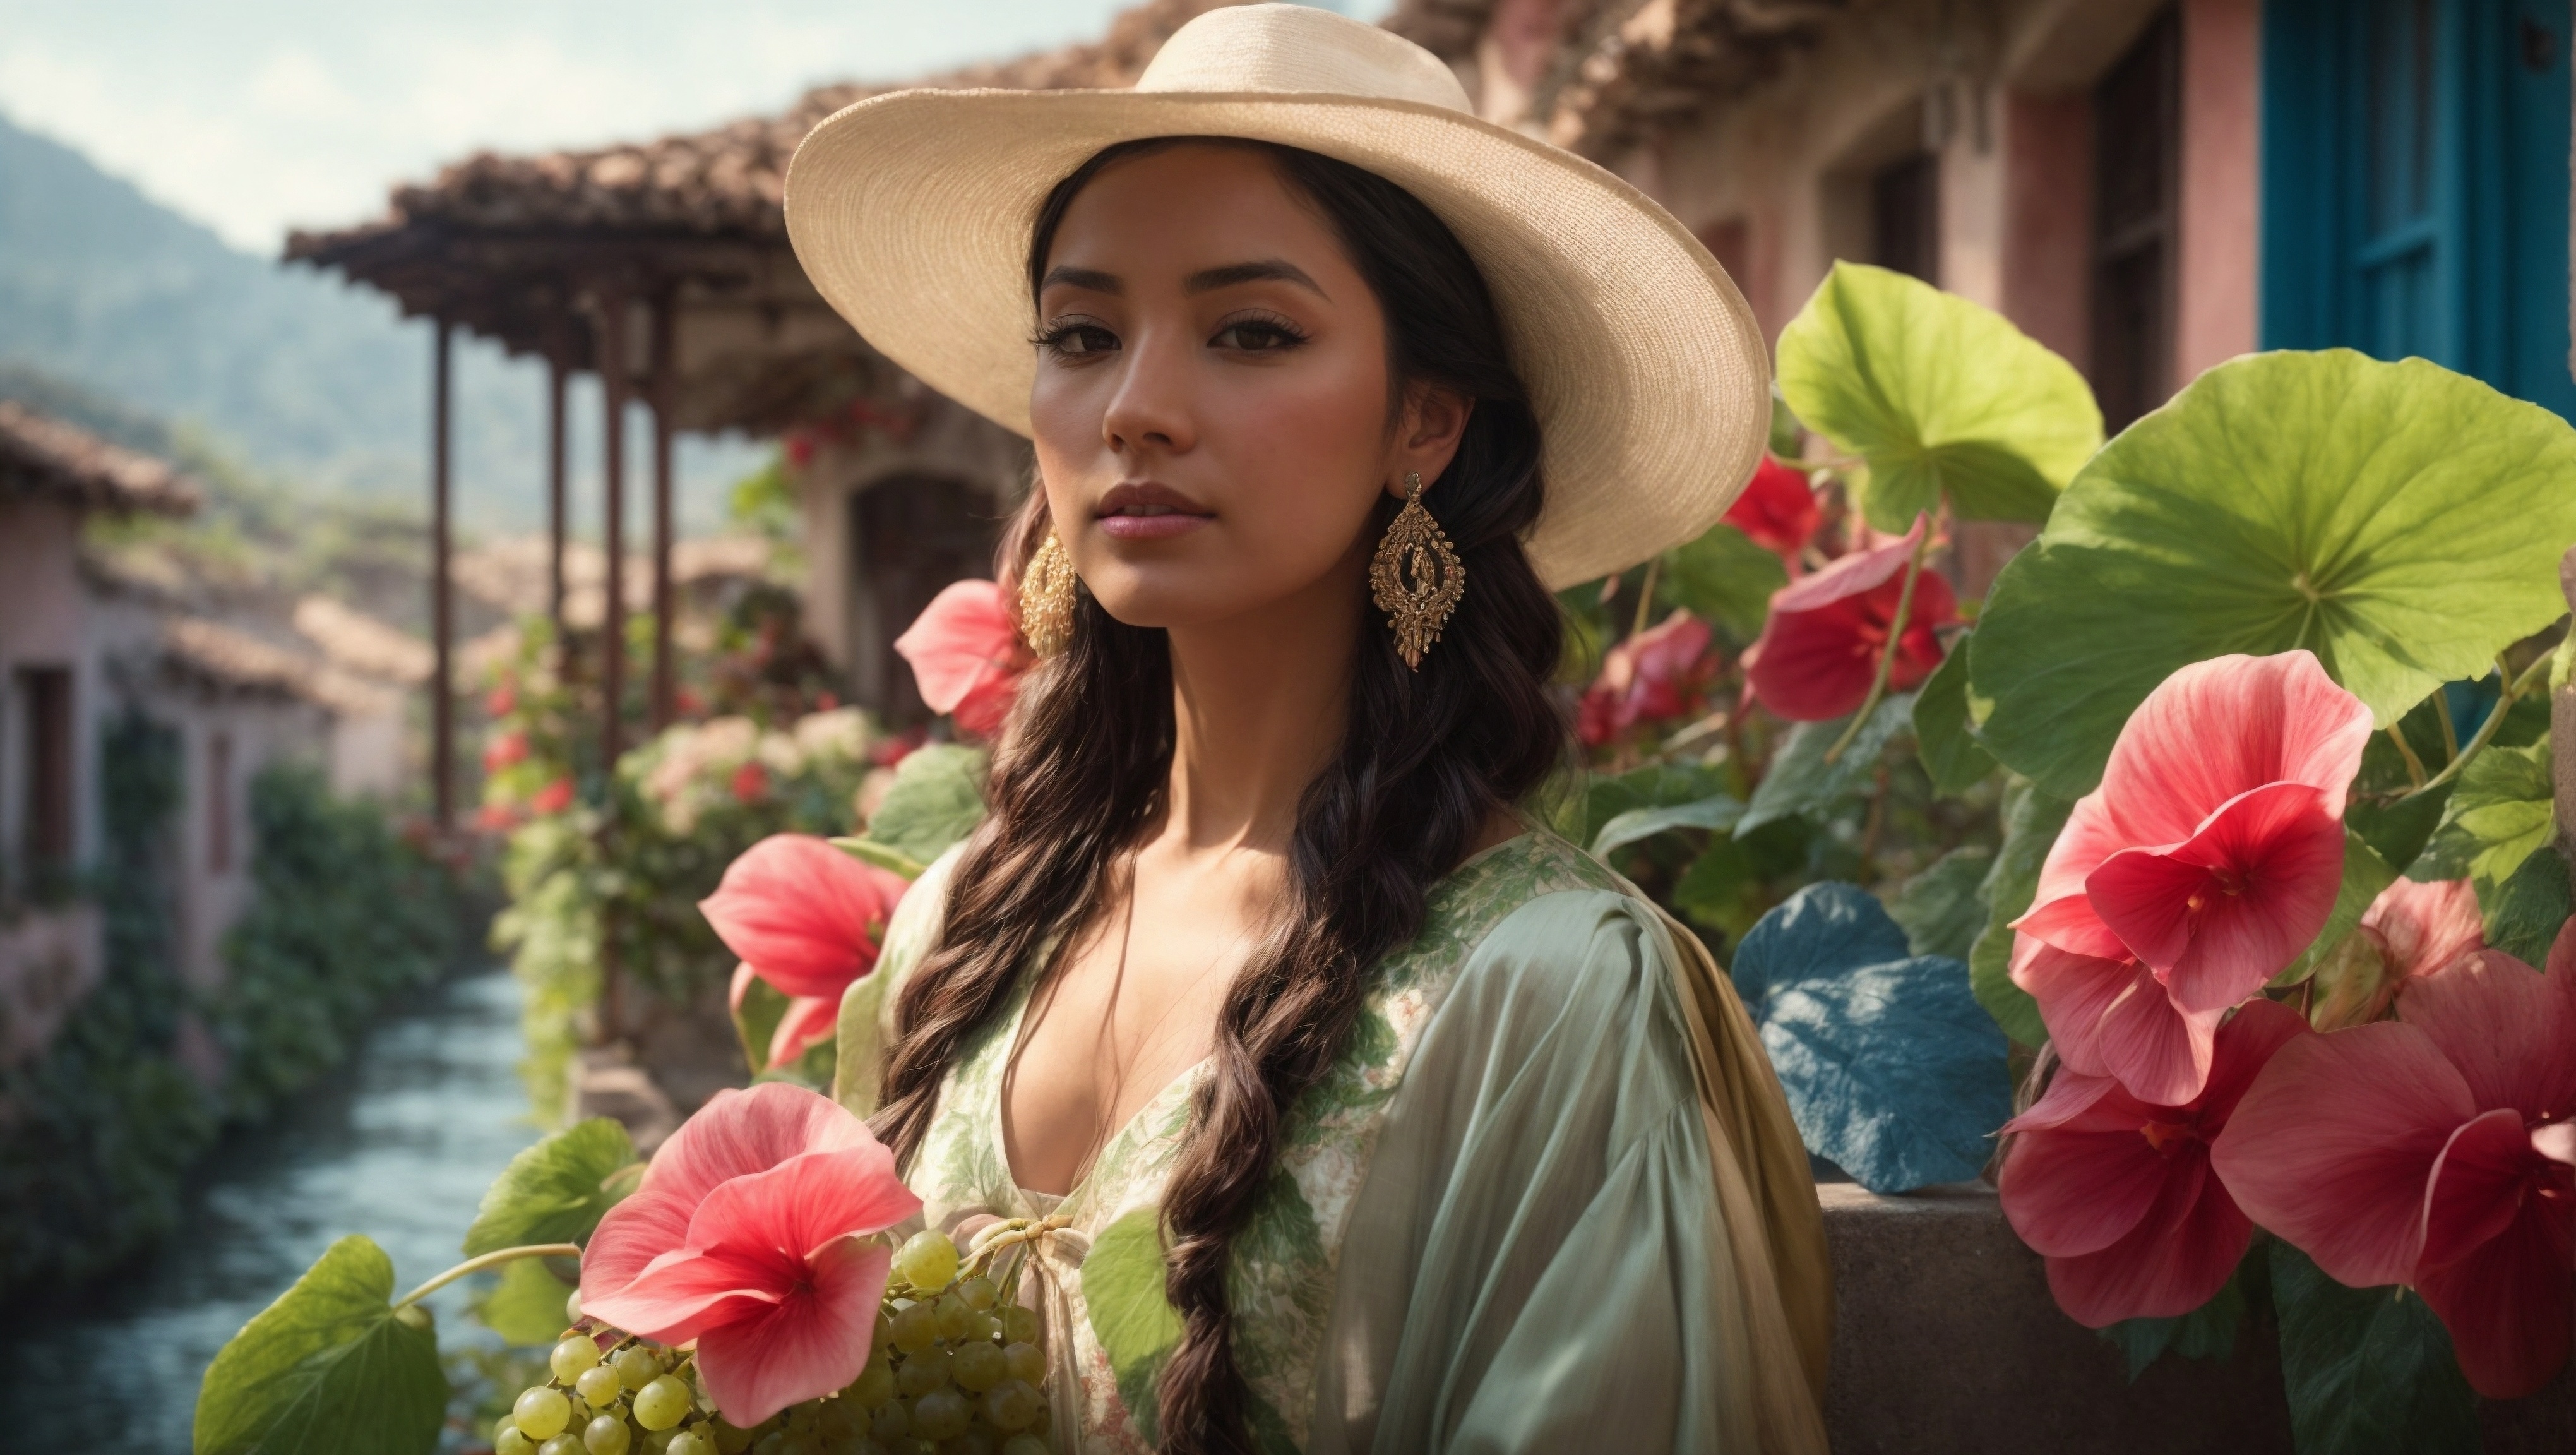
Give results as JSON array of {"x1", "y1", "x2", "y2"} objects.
[{"x1": 784, "y1": 2, "x2": 1768, "y2": 590}]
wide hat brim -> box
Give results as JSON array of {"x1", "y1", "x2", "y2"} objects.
[{"x1": 785, "y1": 51, "x2": 1768, "y2": 590}]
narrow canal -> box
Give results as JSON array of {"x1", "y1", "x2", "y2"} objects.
[{"x1": 0, "y1": 965, "x2": 539, "y2": 1451}]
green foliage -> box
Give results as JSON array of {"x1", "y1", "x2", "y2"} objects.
[
  {"x1": 1738, "y1": 694, "x2": 1916, "y2": 834},
  {"x1": 1660, "y1": 521, "x2": 1786, "y2": 644},
  {"x1": 2099, "y1": 1261, "x2": 2251, "y2": 1383},
  {"x1": 1887, "y1": 847, "x2": 1992, "y2": 961},
  {"x1": 212, "y1": 765, "x2": 461, "y2": 1120},
  {"x1": 1971, "y1": 350, "x2": 2576, "y2": 798},
  {"x1": 1083, "y1": 1208, "x2": 1184, "y2": 1445},
  {"x1": 1589, "y1": 794, "x2": 1744, "y2": 859},
  {"x1": 492, "y1": 709, "x2": 883, "y2": 1113},
  {"x1": 472, "y1": 1257, "x2": 579, "y2": 1348},
  {"x1": 461, "y1": 1118, "x2": 637, "y2": 1256},
  {"x1": 192, "y1": 1235, "x2": 447, "y2": 1455},
  {"x1": 2269, "y1": 1242, "x2": 2479, "y2": 1455},
  {"x1": 0, "y1": 712, "x2": 209, "y2": 1293},
  {"x1": 1776, "y1": 261, "x2": 2101, "y2": 531},
  {"x1": 854, "y1": 745, "x2": 990, "y2": 866},
  {"x1": 1912, "y1": 644, "x2": 1997, "y2": 794},
  {"x1": 1964, "y1": 778, "x2": 2067, "y2": 1047}
]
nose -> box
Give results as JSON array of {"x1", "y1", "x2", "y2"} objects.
[{"x1": 1100, "y1": 323, "x2": 1196, "y2": 459}]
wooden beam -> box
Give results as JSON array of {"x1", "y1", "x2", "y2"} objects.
[
  {"x1": 546, "y1": 330, "x2": 569, "y2": 654},
  {"x1": 650, "y1": 291, "x2": 677, "y2": 732},
  {"x1": 600, "y1": 290, "x2": 628, "y2": 769},
  {"x1": 431, "y1": 316, "x2": 455, "y2": 831}
]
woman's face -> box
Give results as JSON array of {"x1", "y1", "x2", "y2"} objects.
[{"x1": 1029, "y1": 144, "x2": 1465, "y2": 632}]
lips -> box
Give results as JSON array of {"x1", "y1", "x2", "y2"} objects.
[{"x1": 1095, "y1": 481, "x2": 1213, "y2": 541}]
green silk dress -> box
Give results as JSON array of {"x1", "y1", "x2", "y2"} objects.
[{"x1": 833, "y1": 830, "x2": 1830, "y2": 1455}]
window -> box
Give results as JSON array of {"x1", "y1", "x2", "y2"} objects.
[
  {"x1": 2263, "y1": 0, "x2": 2575, "y2": 417},
  {"x1": 15, "y1": 666, "x2": 72, "y2": 870},
  {"x1": 207, "y1": 730, "x2": 232, "y2": 875},
  {"x1": 1871, "y1": 152, "x2": 1941, "y2": 284},
  {"x1": 2092, "y1": 8, "x2": 2181, "y2": 432},
  {"x1": 854, "y1": 476, "x2": 1002, "y2": 721}
]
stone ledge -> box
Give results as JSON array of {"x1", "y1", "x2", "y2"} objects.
[{"x1": 1820, "y1": 1182, "x2": 2574, "y2": 1454}]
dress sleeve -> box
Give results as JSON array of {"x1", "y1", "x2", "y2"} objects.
[
  {"x1": 832, "y1": 844, "x2": 965, "y2": 1118},
  {"x1": 1305, "y1": 890, "x2": 1772, "y2": 1455}
]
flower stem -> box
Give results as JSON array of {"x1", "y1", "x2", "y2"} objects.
[
  {"x1": 1629, "y1": 558, "x2": 1662, "y2": 640},
  {"x1": 2385, "y1": 724, "x2": 2429, "y2": 790},
  {"x1": 2403, "y1": 654, "x2": 2547, "y2": 801},
  {"x1": 392, "y1": 1243, "x2": 581, "y2": 1310},
  {"x1": 1824, "y1": 526, "x2": 1931, "y2": 764}
]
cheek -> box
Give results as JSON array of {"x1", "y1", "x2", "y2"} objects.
[{"x1": 1203, "y1": 356, "x2": 1390, "y2": 558}]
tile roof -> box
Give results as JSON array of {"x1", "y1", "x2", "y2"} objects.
[{"x1": 0, "y1": 402, "x2": 201, "y2": 517}]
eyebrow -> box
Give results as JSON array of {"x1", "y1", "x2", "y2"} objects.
[{"x1": 1034, "y1": 258, "x2": 1328, "y2": 299}]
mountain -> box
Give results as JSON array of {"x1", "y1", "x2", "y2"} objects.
[{"x1": 0, "y1": 110, "x2": 551, "y2": 531}]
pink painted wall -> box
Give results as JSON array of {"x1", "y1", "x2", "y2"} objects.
[
  {"x1": 2174, "y1": 0, "x2": 2263, "y2": 386},
  {"x1": 2001, "y1": 90, "x2": 2098, "y2": 371}
]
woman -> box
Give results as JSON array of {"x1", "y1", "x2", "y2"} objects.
[{"x1": 787, "y1": 7, "x2": 1829, "y2": 1452}]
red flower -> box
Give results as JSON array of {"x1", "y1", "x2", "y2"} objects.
[
  {"x1": 2214, "y1": 933, "x2": 2576, "y2": 1398},
  {"x1": 1578, "y1": 609, "x2": 1717, "y2": 746},
  {"x1": 676, "y1": 686, "x2": 706, "y2": 717},
  {"x1": 531, "y1": 777, "x2": 575, "y2": 815},
  {"x1": 2011, "y1": 651, "x2": 2371, "y2": 1104},
  {"x1": 486, "y1": 681, "x2": 518, "y2": 717},
  {"x1": 871, "y1": 727, "x2": 924, "y2": 769},
  {"x1": 730, "y1": 760, "x2": 768, "y2": 803},
  {"x1": 784, "y1": 432, "x2": 816, "y2": 469},
  {"x1": 483, "y1": 729, "x2": 530, "y2": 772},
  {"x1": 474, "y1": 802, "x2": 522, "y2": 833},
  {"x1": 815, "y1": 690, "x2": 839, "y2": 712},
  {"x1": 1741, "y1": 513, "x2": 1956, "y2": 722},
  {"x1": 2000, "y1": 998, "x2": 2308, "y2": 1326},
  {"x1": 1724, "y1": 455, "x2": 1822, "y2": 565},
  {"x1": 893, "y1": 580, "x2": 1028, "y2": 738},
  {"x1": 700, "y1": 835, "x2": 910, "y2": 1067},
  {"x1": 580, "y1": 1083, "x2": 921, "y2": 1425}
]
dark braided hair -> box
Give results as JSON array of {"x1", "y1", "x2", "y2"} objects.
[{"x1": 873, "y1": 137, "x2": 1565, "y2": 1454}]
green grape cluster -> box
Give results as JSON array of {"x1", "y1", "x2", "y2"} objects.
[{"x1": 491, "y1": 1229, "x2": 1051, "y2": 1455}]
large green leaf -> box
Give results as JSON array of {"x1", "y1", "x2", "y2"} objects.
[
  {"x1": 1590, "y1": 794, "x2": 1745, "y2": 859},
  {"x1": 1970, "y1": 350, "x2": 2576, "y2": 798},
  {"x1": 1083, "y1": 1207, "x2": 1183, "y2": 1445},
  {"x1": 1737, "y1": 694, "x2": 1916, "y2": 835},
  {"x1": 1568, "y1": 762, "x2": 1732, "y2": 846},
  {"x1": 859, "y1": 744, "x2": 989, "y2": 866},
  {"x1": 474, "y1": 1255, "x2": 576, "y2": 1348},
  {"x1": 2098, "y1": 1262, "x2": 2248, "y2": 1383},
  {"x1": 193, "y1": 1235, "x2": 447, "y2": 1455},
  {"x1": 1912, "y1": 643, "x2": 1998, "y2": 794},
  {"x1": 461, "y1": 1118, "x2": 636, "y2": 1257},
  {"x1": 1887, "y1": 847, "x2": 1993, "y2": 961},
  {"x1": 1661, "y1": 522, "x2": 1787, "y2": 643},
  {"x1": 1777, "y1": 261, "x2": 2102, "y2": 531},
  {"x1": 2428, "y1": 738, "x2": 2555, "y2": 897},
  {"x1": 1965, "y1": 778, "x2": 2070, "y2": 1047},
  {"x1": 2483, "y1": 844, "x2": 2572, "y2": 964},
  {"x1": 2269, "y1": 1242, "x2": 2479, "y2": 1455}
]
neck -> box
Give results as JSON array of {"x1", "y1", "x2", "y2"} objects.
[{"x1": 1159, "y1": 550, "x2": 1366, "y2": 855}]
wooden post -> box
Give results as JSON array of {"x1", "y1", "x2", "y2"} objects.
[
  {"x1": 547, "y1": 323, "x2": 569, "y2": 654},
  {"x1": 650, "y1": 291, "x2": 677, "y2": 732},
  {"x1": 599, "y1": 290, "x2": 628, "y2": 769},
  {"x1": 431, "y1": 316, "x2": 455, "y2": 832}
]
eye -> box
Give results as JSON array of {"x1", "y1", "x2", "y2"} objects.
[
  {"x1": 1209, "y1": 313, "x2": 1309, "y2": 352},
  {"x1": 1037, "y1": 318, "x2": 1120, "y2": 357}
]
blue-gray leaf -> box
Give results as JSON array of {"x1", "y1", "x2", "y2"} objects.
[{"x1": 1729, "y1": 882, "x2": 2012, "y2": 1192}]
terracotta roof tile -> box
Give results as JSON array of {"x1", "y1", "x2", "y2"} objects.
[{"x1": 0, "y1": 402, "x2": 201, "y2": 516}]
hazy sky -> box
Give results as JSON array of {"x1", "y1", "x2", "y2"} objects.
[{"x1": 0, "y1": 0, "x2": 1392, "y2": 253}]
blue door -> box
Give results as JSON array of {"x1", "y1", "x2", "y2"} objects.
[{"x1": 2263, "y1": 0, "x2": 2576, "y2": 418}]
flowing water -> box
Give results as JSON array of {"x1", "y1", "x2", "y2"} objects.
[{"x1": 0, "y1": 966, "x2": 540, "y2": 1451}]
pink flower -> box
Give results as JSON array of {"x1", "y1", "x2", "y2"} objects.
[
  {"x1": 2317, "y1": 877, "x2": 2486, "y2": 1029},
  {"x1": 580, "y1": 1083, "x2": 921, "y2": 1425},
  {"x1": 2010, "y1": 652, "x2": 2371, "y2": 1104},
  {"x1": 893, "y1": 580, "x2": 1028, "y2": 738},
  {"x1": 531, "y1": 777, "x2": 575, "y2": 815},
  {"x1": 700, "y1": 835, "x2": 910, "y2": 1068},
  {"x1": 2212, "y1": 931, "x2": 2576, "y2": 1398},
  {"x1": 1724, "y1": 456, "x2": 1822, "y2": 566},
  {"x1": 1741, "y1": 514, "x2": 1956, "y2": 722},
  {"x1": 486, "y1": 682, "x2": 518, "y2": 717},
  {"x1": 484, "y1": 729, "x2": 530, "y2": 772},
  {"x1": 1578, "y1": 609, "x2": 1717, "y2": 746},
  {"x1": 2000, "y1": 998, "x2": 2308, "y2": 1326}
]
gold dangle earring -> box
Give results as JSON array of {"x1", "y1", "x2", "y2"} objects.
[
  {"x1": 1018, "y1": 530, "x2": 1079, "y2": 658},
  {"x1": 1369, "y1": 471, "x2": 1467, "y2": 670}
]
